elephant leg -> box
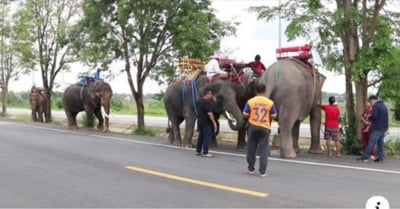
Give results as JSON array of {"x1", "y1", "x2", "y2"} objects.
[
  {"x1": 308, "y1": 105, "x2": 323, "y2": 154},
  {"x1": 182, "y1": 117, "x2": 196, "y2": 148},
  {"x1": 292, "y1": 121, "x2": 301, "y2": 153},
  {"x1": 38, "y1": 107, "x2": 44, "y2": 123},
  {"x1": 237, "y1": 126, "x2": 247, "y2": 149},
  {"x1": 94, "y1": 108, "x2": 105, "y2": 131},
  {"x1": 85, "y1": 107, "x2": 95, "y2": 129},
  {"x1": 210, "y1": 119, "x2": 219, "y2": 148},
  {"x1": 31, "y1": 109, "x2": 37, "y2": 122},
  {"x1": 66, "y1": 111, "x2": 79, "y2": 129},
  {"x1": 279, "y1": 121, "x2": 297, "y2": 158},
  {"x1": 172, "y1": 120, "x2": 182, "y2": 146}
]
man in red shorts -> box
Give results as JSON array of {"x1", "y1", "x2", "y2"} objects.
[{"x1": 319, "y1": 96, "x2": 341, "y2": 157}]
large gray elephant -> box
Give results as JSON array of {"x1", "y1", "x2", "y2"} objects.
[
  {"x1": 164, "y1": 74, "x2": 247, "y2": 148},
  {"x1": 261, "y1": 58, "x2": 325, "y2": 158},
  {"x1": 62, "y1": 80, "x2": 113, "y2": 131}
]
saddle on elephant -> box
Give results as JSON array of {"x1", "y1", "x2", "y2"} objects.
[
  {"x1": 276, "y1": 44, "x2": 313, "y2": 64},
  {"x1": 30, "y1": 86, "x2": 47, "y2": 96},
  {"x1": 176, "y1": 57, "x2": 205, "y2": 81},
  {"x1": 276, "y1": 44, "x2": 319, "y2": 74}
]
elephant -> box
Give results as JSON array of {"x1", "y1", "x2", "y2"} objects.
[
  {"x1": 29, "y1": 87, "x2": 50, "y2": 123},
  {"x1": 62, "y1": 80, "x2": 113, "y2": 131},
  {"x1": 163, "y1": 74, "x2": 247, "y2": 148},
  {"x1": 260, "y1": 58, "x2": 326, "y2": 158}
]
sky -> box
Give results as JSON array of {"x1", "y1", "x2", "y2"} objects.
[{"x1": 8, "y1": 0, "x2": 346, "y2": 95}]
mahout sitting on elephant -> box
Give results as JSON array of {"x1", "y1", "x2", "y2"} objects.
[
  {"x1": 62, "y1": 79, "x2": 113, "y2": 131},
  {"x1": 261, "y1": 57, "x2": 326, "y2": 158},
  {"x1": 29, "y1": 86, "x2": 50, "y2": 123}
]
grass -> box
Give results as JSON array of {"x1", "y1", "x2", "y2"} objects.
[{"x1": 133, "y1": 127, "x2": 157, "y2": 137}]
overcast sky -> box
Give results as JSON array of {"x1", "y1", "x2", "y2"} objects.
[{"x1": 9, "y1": 0, "x2": 346, "y2": 94}]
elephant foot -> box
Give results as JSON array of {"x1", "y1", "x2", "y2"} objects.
[
  {"x1": 236, "y1": 142, "x2": 246, "y2": 149},
  {"x1": 182, "y1": 143, "x2": 193, "y2": 149},
  {"x1": 68, "y1": 125, "x2": 79, "y2": 130},
  {"x1": 210, "y1": 141, "x2": 218, "y2": 148},
  {"x1": 294, "y1": 147, "x2": 301, "y2": 153},
  {"x1": 280, "y1": 148, "x2": 297, "y2": 158},
  {"x1": 97, "y1": 125, "x2": 104, "y2": 131},
  {"x1": 308, "y1": 147, "x2": 324, "y2": 154},
  {"x1": 173, "y1": 141, "x2": 182, "y2": 147},
  {"x1": 86, "y1": 127, "x2": 95, "y2": 131},
  {"x1": 103, "y1": 128, "x2": 109, "y2": 132}
]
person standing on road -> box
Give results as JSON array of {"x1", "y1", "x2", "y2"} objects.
[
  {"x1": 195, "y1": 87, "x2": 218, "y2": 157},
  {"x1": 357, "y1": 95, "x2": 388, "y2": 163},
  {"x1": 360, "y1": 100, "x2": 375, "y2": 159},
  {"x1": 319, "y1": 96, "x2": 341, "y2": 157},
  {"x1": 243, "y1": 83, "x2": 277, "y2": 177}
]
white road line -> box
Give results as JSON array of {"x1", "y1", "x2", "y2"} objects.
[{"x1": 3, "y1": 120, "x2": 400, "y2": 175}]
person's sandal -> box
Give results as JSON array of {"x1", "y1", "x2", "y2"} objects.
[{"x1": 202, "y1": 153, "x2": 214, "y2": 157}]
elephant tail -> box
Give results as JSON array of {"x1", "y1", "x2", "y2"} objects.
[{"x1": 166, "y1": 119, "x2": 171, "y2": 133}]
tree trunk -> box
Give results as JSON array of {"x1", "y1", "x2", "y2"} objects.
[
  {"x1": 355, "y1": 77, "x2": 368, "y2": 139},
  {"x1": 134, "y1": 92, "x2": 145, "y2": 129},
  {"x1": 1, "y1": 87, "x2": 7, "y2": 116}
]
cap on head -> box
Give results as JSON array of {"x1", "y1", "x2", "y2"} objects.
[
  {"x1": 210, "y1": 52, "x2": 223, "y2": 59},
  {"x1": 328, "y1": 96, "x2": 336, "y2": 105},
  {"x1": 255, "y1": 54, "x2": 261, "y2": 61}
]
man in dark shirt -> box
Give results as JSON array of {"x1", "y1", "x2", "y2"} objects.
[
  {"x1": 196, "y1": 87, "x2": 217, "y2": 157},
  {"x1": 357, "y1": 95, "x2": 388, "y2": 163}
]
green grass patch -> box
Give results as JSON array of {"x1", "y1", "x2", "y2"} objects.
[
  {"x1": 14, "y1": 114, "x2": 31, "y2": 121},
  {"x1": 386, "y1": 139, "x2": 400, "y2": 156},
  {"x1": 133, "y1": 127, "x2": 157, "y2": 137}
]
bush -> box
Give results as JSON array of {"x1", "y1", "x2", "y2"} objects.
[
  {"x1": 340, "y1": 114, "x2": 362, "y2": 155},
  {"x1": 80, "y1": 113, "x2": 98, "y2": 127},
  {"x1": 54, "y1": 98, "x2": 63, "y2": 109},
  {"x1": 133, "y1": 127, "x2": 156, "y2": 137},
  {"x1": 111, "y1": 99, "x2": 123, "y2": 112},
  {"x1": 386, "y1": 139, "x2": 400, "y2": 156}
]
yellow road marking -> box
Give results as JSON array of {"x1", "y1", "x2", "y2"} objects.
[{"x1": 125, "y1": 166, "x2": 268, "y2": 198}]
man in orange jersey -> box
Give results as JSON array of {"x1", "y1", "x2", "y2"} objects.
[{"x1": 243, "y1": 83, "x2": 277, "y2": 177}]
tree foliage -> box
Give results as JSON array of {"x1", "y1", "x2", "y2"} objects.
[
  {"x1": 0, "y1": 0, "x2": 29, "y2": 116},
  {"x1": 14, "y1": 0, "x2": 81, "y2": 121},
  {"x1": 75, "y1": 0, "x2": 235, "y2": 128}
]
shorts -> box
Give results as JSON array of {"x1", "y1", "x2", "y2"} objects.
[{"x1": 324, "y1": 127, "x2": 340, "y2": 141}]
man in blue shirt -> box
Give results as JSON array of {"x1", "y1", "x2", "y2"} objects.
[{"x1": 357, "y1": 95, "x2": 388, "y2": 163}]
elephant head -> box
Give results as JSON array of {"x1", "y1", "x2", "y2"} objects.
[
  {"x1": 207, "y1": 79, "x2": 245, "y2": 131},
  {"x1": 88, "y1": 81, "x2": 113, "y2": 131}
]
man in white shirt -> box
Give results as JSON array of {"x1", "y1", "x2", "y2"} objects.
[{"x1": 204, "y1": 52, "x2": 228, "y2": 81}]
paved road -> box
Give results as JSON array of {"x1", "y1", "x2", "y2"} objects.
[
  {"x1": 8, "y1": 108, "x2": 400, "y2": 139},
  {"x1": 0, "y1": 118, "x2": 399, "y2": 208}
]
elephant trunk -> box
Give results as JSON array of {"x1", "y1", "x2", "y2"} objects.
[
  {"x1": 101, "y1": 96, "x2": 111, "y2": 132},
  {"x1": 225, "y1": 101, "x2": 244, "y2": 131}
]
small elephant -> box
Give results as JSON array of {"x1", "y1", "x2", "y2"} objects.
[
  {"x1": 62, "y1": 80, "x2": 113, "y2": 131},
  {"x1": 29, "y1": 87, "x2": 50, "y2": 123}
]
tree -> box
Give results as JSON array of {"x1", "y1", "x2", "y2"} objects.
[
  {"x1": 0, "y1": 0, "x2": 28, "y2": 116},
  {"x1": 14, "y1": 0, "x2": 81, "y2": 121},
  {"x1": 250, "y1": 0, "x2": 400, "y2": 147},
  {"x1": 75, "y1": 0, "x2": 235, "y2": 129}
]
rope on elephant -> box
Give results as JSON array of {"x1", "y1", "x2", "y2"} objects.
[{"x1": 191, "y1": 78, "x2": 199, "y2": 116}]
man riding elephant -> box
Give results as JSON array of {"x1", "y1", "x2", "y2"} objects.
[{"x1": 62, "y1": 78, "x2": 113, "y2": 132}]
